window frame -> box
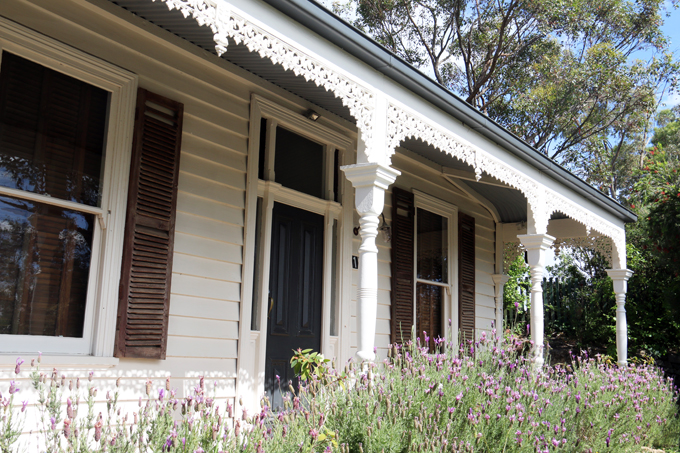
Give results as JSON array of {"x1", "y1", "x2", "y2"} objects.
[
  {"x1": 413, "y1": 190, "x2": 458, "y2": 343},
  {"x1": 0, "y1": 17, "x2": 137, "y2": 356}
]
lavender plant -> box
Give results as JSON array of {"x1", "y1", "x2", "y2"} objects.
[
  {"x1": 1, "y1": 327, "x2": 678, "y2": 452},
  {"x1": 0, "y1": 358, "x2": 27, "y2": 453}
]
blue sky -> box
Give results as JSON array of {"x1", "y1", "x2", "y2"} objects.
[{"x1": 656, "y1": 2, "x2": 680, "y2": 107}]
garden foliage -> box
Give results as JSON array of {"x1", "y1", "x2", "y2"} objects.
[
  {"x1": 1, "y1": 331, "x2": 678, "y2": 452},
  {"x1": 625, "y1": 143, "x2": 680, "y2": 358}
]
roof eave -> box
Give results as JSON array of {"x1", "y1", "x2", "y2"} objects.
[{"x1": 261, "y1": 0, "x2": 637, "y2": 224}]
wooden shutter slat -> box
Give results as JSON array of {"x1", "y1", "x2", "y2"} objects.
[
  {"x1": 458, "y1": 212, "x2": 476, "y2": 343},
  {"x1": 115, "y1": 88, "x2": 183, "y2": 360},
  {"x1": 390, "y1": 187, "x2": 415, "y2": 344}
]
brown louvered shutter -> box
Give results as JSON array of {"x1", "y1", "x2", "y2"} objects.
[
  {"x1": 390, "y1": 187, "x2": 415, "y2": 344},
  {"x1": 458, "y1": 212, "x2": 475, "y2": 343},
  {"x1": 115, "y1": 88, "x2": 183, "y2": 359}
]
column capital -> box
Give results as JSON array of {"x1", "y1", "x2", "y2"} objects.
[
  {"x1": 606, "y1": 269, "x2": 634, "y2": 294},
  {"x1": 491, "y1": 273, "x2": 510, "y2": 285},
  {"x1": 491, "y1": 274, "x2": 510, "y2": 296},
  {"x1": 341, "y1": 163, "x2": 400, "y2": 190},
  {"x1": 341, "y1": 163, "x2": 400, "y2": 216},
  {"x1": 517, "y1": 233, "x2": 555, "y2": 251},
  {"x1": 518, "y1": 233, "x2": 555, "y2": 268},
  {"x1": 606, "y1": 268, "x2": 634, "y2": 281}
]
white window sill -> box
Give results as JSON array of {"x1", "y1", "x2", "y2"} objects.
[{"x1": 0, "y1": 355, "x2": 119, "y2": 371}]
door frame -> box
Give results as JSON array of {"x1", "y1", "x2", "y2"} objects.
[{"x1": 238, "y1": 95, "x2": 354, "y2": 411}]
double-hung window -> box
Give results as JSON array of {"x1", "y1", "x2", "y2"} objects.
[
  {"x1": 0, "y1": 19, "x2": 136, "y2": 355},
  {"x1": 391, "y1": 188, "x2": 465, "y2": 350}
]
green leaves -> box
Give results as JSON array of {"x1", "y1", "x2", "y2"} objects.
[{"x1": 290, "y1": 349, "x2": 331, "y2": 382}]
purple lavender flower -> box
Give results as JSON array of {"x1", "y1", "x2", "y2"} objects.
[
  {"x1": 94, "y1": 418, "x2": 102, "y2": 441},
  {"x1": 63, "y1": 419, "x2": 71, "y2": 439},
  {"x1": 14, "y1": 357, "x2": 23, "y2": 375}
]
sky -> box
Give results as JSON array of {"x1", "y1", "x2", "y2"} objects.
[{"x1": 660, "y1": 4, "x2": 680, "y2": 107}]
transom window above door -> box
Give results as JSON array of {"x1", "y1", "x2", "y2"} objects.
[{"x1": 257, "y1": 117, "x2": 339, "y2": 202}]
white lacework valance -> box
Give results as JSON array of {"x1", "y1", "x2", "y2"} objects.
[
  {"x1": 152, "y1": 0, "x2": 627, "y2": 269},
  {"x1": 552, "y1": 236, "x2": 613, "y2": 266},
  {"x1": 503, "y1": 241, "x2": 525, "y2": 273},
  {"x1": 386, "y1": 103, "x2": 626, "y2": 268},
  {"x1": 154, "y1": 0, "x2": 376, "y2": 152}
]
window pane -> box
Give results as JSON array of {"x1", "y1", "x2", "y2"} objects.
[
  {"x1": 258, "y1": 118, "x2": 266, "y2": 180},
  {"x1": 330, "y1": 219, "x2": 338, "y2": 336},
  {"x1": 0, "y1": 195, "x2": 94, "y2": 337},
  {"x1": 417, "y1": 208, "x2": 448, "y2": 283},
  {"x1": 274, "y1": 126, "x2": 323, "y2": 198},
  {"x1": 251, "y1": 197, "x2": 263, "y2": 331},
  {"x1": 0, "y1": 52, "x2": 108, "y2": 207},
  {"x1": 416, "y1": 282, "x2": 442, "y2": 351}
]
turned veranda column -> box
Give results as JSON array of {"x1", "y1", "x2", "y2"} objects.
[
  {"x1": 605, "y1": 269, "x2": 634, "y2": 367},
  {"x1": 517, "y1": 234, "x2": 554, "y2": 369},
  {"x1": 341, "y1": 163, "x2": 400, "y2": 362}
]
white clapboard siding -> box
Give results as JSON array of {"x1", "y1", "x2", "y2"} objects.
[{"x1": 0, "y1": 0, "x2": 264, "y2": 423}]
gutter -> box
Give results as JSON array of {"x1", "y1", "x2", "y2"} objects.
[{"x1": 261, "y1": 0, "x2": 637, "y2": 224}]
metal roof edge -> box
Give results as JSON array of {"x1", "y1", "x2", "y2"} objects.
[{"x1": 260, "y1": 0, "x2": 637, "y2": 224}]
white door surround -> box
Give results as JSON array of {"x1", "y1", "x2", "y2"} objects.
[{"x1": 237, "y1": 95, "x2": 354, "y2": 412}]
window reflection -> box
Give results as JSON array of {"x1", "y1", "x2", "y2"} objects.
[
  {"x1": 417, "y1": 208, "x2": 448, "y2": 283},
  {"x1": 416, "y1": 282, "x2": 442, "y2": 351},
  {"x1": 274, "y1": 126, "x2": 324, "y2": 199},
  {"x1": 0, "y1": 52, "x2": 108, "y2": 207},
  {"x1": 0, "y1": 195, "x2": 94, "y2": 337}
]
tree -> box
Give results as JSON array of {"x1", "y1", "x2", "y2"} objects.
[{"x1": 334, "y1": 0, "x2": 678, "y2": 177}]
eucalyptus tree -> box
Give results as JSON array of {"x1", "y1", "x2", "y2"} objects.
[{"x1": 334, "y1": 0, "x2": 678, "y2": 183}]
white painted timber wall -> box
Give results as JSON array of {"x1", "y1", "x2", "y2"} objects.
[{"x1": 0, "y1": 0, "x2": 356, "y2": 434}]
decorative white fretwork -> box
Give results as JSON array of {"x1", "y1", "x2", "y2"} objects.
[
  {"x1": 386, "y1": 104, "x2": 548, "y2": 232},
  {"x1": 155, "y1": 0, "x2": 376, "y2": 153},
  {"x1": 386, "y1": 103, "x2": 626, "y2": 267},
  {"x1": 503, "y1": 241, "x2": 525, "y2": 273},
  {"x1": 545, "y1": 192, "x2": 626, "y2": 268},
  {"x1": 155, "y1": 0, "x2": 627, "y2": 268},
  {"x1": 552, "y1": 236, "x2": 613, "y2": 265}
]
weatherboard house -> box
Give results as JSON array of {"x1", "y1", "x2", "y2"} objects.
[{"x1": 0, "y1": 0, "x2": 635, "y2": 414}]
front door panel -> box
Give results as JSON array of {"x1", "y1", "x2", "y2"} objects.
[{"x1": 265, "y1": 202, "x2": 324, "y2": 409}]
